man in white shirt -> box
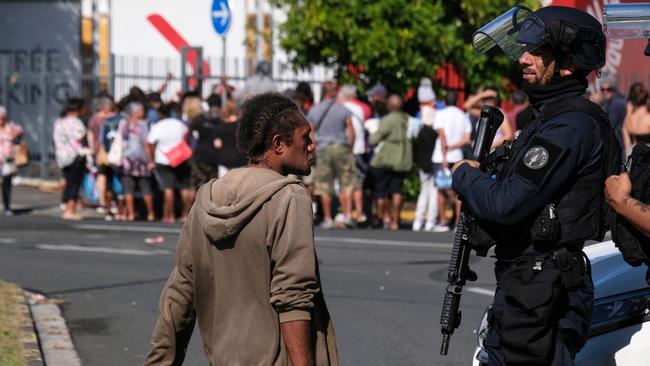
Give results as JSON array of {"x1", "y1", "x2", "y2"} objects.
[{"x1": 431, "y1": 91, "x2": 471, "y2": 232}]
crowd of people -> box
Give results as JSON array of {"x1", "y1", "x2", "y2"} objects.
[{"x1": 1, "y1": 68, "x2": 647, "y2": 228}]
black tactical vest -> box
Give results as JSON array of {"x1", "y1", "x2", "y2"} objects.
[
  {"x1": 611, "y1": 142, "x2": 650, "y2": 267},
  {"x1": 503, "y1": 96, "x2": 621, "y2": 248}
]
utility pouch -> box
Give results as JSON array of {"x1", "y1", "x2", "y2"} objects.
[
  {"x1": 531, "y1": 203, "x2": 561, "y2": 247},
  {"x1": 467, "y1": 215, "x2": 497, "y2": 257},
  {"x1": 497, "y1": 261, "x2": 565, "y2": 365},
  {"x1": 553, "y1": 248, "x2": 585, "y2": 290}
]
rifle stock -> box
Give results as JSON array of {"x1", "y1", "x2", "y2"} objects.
[{"x1": 439, "y1": 105, "x2": 504, "y2": 355}]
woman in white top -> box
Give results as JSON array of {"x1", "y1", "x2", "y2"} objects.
[
  {"x1": 53, "y1": 98, "x2": 87, "y2": 220},
  {"x1": 0, "y1": 106, "x2": 24, "y2": 215}
]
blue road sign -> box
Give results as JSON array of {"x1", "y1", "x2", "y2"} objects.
[{"x1": 211, "y1": 0, "x2": 231, "y2": 36}]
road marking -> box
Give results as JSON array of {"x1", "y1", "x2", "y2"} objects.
[
  {"x1": 74, "y1": 224, "x2": 451, "y2": 249},
  {"x1": 36, "y1": 244, "x2": 171, "y2": 256},
  {"x1": 467, "y1": 287, "x2": 495, "y2": 296},
  {"x1": 0, "y1": 238, "x2": 17, "y2": 244},
  {"x1": 315, "y1": 236, "x2": 450, "y2": 249},
  {"x1": 75, "y1": 224, "x2": 181, "y2": 234}
]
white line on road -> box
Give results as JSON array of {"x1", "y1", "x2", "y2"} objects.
[
  {"x1": 36, "y1": 244, "x2": 171, "y2": 256},
  {"x1": 467, "y1": 287, "x2": 495, "y2": 296},
  {"x1": 74, "y1": 224, "x2": 451, "y2": 249},
  {"x1": 75, "y1": 224, "x2": 181, "y2": 233},
  {"x1": 0, "y1": 238, "x2": 17, "y2": 244},
  {"x1": 315, "y1": 236, "x2": 451, "y2": 249}
]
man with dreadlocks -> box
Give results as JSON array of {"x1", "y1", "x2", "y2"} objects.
[{"x1": 145, "y1": 93, "x2": 338, "y2": 366}]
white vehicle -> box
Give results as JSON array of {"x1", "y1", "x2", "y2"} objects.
[{"x1": 473, "y1": 241, "x2": 650, "y2": 366}]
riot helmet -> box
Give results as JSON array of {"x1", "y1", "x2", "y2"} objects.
[{"x1": 473, "y1": 6, "x2": 606, "y2": 72}]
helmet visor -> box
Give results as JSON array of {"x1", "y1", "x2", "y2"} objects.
[
  {"x1": 472, "y1": 6, "x2": 547, "y2": 60},
  {"x1": 604, "y1": 3, "x2": 650, "y2": 39}
]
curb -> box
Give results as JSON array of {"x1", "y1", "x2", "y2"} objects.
[
  {"x1": 8, "y1": 286, "x2": 44, "y2": 366},
  {"x1": 26, "y1": 292, "x2": 82, "y2": 366}
]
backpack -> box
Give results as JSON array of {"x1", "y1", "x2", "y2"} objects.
[
  {"x1": 412, "y1": 125, "x2": 437, "y2": 173},
  {"x1": 611, "y1": 142, "x2": 650, "y2": 267}
]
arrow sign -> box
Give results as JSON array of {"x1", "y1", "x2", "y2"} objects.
[{"x1": 211, "y1": 0, "x2": 231, "y2": 36}]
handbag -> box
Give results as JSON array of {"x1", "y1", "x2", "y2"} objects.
[
  {"x1": 107, "y1": 123, "x2": 124, "y2": 167},
  {"x1": 14, "y1": 141, "x2": 28, "y2": 167},
  {"x1": 164, "y1": 140, "x2": 193, "y2": 168}
]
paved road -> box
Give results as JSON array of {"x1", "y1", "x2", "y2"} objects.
[{"x1": 0, "y1": 187, "x2": 498, "y2": 366}]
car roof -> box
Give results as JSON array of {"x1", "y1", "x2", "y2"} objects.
[{"x1": 585, "y1": 241, "x2": 649, "y2": 299}]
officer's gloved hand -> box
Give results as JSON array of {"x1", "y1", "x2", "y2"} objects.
[{"x1": 463, "y1": 268, "x2": 478, "y2": 282}]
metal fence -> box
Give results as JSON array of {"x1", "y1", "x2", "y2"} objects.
[{"x1": 1, "y1": 54, "x2": 334, "y2": 179}]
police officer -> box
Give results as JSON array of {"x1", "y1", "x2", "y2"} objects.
[
  {"x1": 602, "y1": 1, "x2": 650, "y2": 276},
  {"x1": 453, "y1": 6, "x2": 612, "y2": 365}
]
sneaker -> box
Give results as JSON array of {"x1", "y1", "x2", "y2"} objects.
[
  {"x1": 412, "y1": 221, "x2": 423, "y2": 232},
  {"x1": 319, "y1": 219, "x2": 334, "y2": 230},
  {"x1": 424, "y1": 222, "x2": 436, "y2": 232},
  {"x1": 344, "y1": 216, "x2": 356, "y2": 228},
  {"x1": 96, "y1": 206, "x2": 108, "y2": 214},
  {"x1": 4, "y1": 209, "x2": 13, "y2": 216},
  {"x1": 431, "y1": 224, "x2": 450, "y2": 232}
]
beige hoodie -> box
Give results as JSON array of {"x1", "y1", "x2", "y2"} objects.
[{"x1": 145, "y1": 167, "x2": 337, "y2": 366}]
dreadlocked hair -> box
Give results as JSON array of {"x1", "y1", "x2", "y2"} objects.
[{"x1": 237, "y1": 93, "x2": 302, "y2": 163}]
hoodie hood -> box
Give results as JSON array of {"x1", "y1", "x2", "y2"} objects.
[{"x1": 196, "y1": 168, "x2": 302, "y2": 242}]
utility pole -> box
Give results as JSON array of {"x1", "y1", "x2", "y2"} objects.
[{"x1": 97, "y1": 0, "x2": 110, "y2": 93}]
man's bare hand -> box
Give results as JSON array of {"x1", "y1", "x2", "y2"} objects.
[
  {"x1": 451, "y1": 160, "x2": 480, "y2": 174},
  {"x1": 605, "y1": 172, "x2": 632, "y2": 211}
]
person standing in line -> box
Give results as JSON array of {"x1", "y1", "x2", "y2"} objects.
[
  {"x1": 622, "y1": 82, "x2": 650, "y2": 156},
  {"x1": 145, "y1": 93, "x2": 337, "y2": 366},
  {"x1": 237, "y1": 60, "x2": 277, "y2": 101},
  {"x1": 339, "y1": 84, "x2": 370, "y2": 225},
  {"x1": 214, "y1": 98, "x2": 248, "y2": 177},
  {"x1": 53, "y1": 98, "x2": 88, "y2": 221},
  {"x1": 432, "y1": 91, "x2": 472, "y2": 232},
  {"x1": 596, "y1": 73, "x2": 628, "y2": 148},
  {"x1": 412, "y1": 80, "x2": 439, "y2": 232},
  {"x1": 307, "y1": 81, "x2": 357, "y2": 229},
  {"x1": 87, "y1": 95, "x2": 116, "y2": 214},
  {"x1": 189, "y1": 94, "x2": 223, "y2": 190},
  {"x1": 146, "y1": 103, "x2": 193, "y2": 224},
  {"x1": 118, "y1": 102, "x2": 155, "y2": 221},
  {"x1": 369, "y1": 94, "x2": 413, "y2": 231},
  {"x1": 0, "y1": 106, "x2": 24, "y2": 216}
]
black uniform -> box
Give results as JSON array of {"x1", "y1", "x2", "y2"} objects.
[
  {"x1": 462, "y1": 5, "x2": 612, "y2": 365},
  {"x1": 453, "y1": 87, "x2": 603, "y2": 365}
]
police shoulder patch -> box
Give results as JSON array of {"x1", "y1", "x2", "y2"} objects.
[
  {"x1": 523, "y1": 146, "x2": 550, "y2": 170},
  {"x1": 514, "y1": 136, "x2": 565, "y2": 187}
]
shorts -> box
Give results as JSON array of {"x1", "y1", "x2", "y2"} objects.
[
  {"x1": 370, "y1": 167, "x2": 405, "y2": 196},
  {"x1": 354, "y1": 154, "x2": 369, "y2": 190},
  {"x1": 433, "y1": 163, "x2": 456, "y2": 189},
  {"x1": 190, "y1": 159, "x2": 219, "y2": 189},
  {"x1": 122, "y1": 175, "x2": 153, "y2": 196},
  {"x1": 154, "y1": 163, "x2": 190, "y2": 190},
  {"x1": 313, "y1": 144, "x2": 357, "y2": 196}
]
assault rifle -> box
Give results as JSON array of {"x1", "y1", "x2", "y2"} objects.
[{"x1": 440, "y1": 105, "x2": 504, "y2": 355}]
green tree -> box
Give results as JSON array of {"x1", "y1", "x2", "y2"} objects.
[{"x1": 271, "y1": 0, "x2": 540, "y2": 94}]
